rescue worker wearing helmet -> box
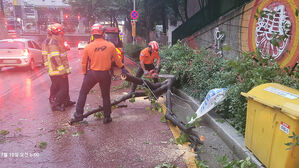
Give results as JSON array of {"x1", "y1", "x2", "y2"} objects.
[
  {"x1": 45, "y1": 23, "x2": 75, "y2": 111},
  {"x1": 71, "y1": 23, "x2": 128, "y2": 124},
  {"x1": 130, "y1": 41, "x2": 160, "y2": 93},
  {"x1": 42, "y1": 24, "x2": 56, "y2": 104}
]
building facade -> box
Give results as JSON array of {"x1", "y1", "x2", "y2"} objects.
[
  {"x1": 174, "y1": 0, "x2": 299, "y2": 69},
  {"x1": 3, "y1": 0, "x2": 70, "y2": 34}
]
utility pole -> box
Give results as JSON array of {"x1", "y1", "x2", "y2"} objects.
[{"x1": 132, "y1": 0, "x2": 135, "y2": 45}]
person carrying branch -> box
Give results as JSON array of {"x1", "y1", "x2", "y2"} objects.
[
  {"x1": 130, "y1": 41, "x2": 160, "y2": 93},
  {"x1": 71, "y1": 23, "x2": 128, "y2": 124}
]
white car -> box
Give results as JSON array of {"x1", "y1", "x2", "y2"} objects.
[
  {"x1": 77, "y1": 41, "x2": 88, "y2": 50},
  {"x1": 0, "y1": 38, "x2": 44, "y2": 71}
]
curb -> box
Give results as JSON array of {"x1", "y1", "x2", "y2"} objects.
[{"x1": 174, "y1": 89, "x2": 265, "y2": 168}]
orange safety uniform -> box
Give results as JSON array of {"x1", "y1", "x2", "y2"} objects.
[
  {"x1": 82, "y1": 38, "x2": 123, "y2": 74},
  {"x1": 139, "y1": 47, "x2": 160, "y2": 64}
]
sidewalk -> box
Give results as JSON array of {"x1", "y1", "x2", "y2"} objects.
[
  {"x1": 75, "y1": 56, "x2": 194, "y2": 167},
  {"x1": 123, "y1": 57, "x2": 263, "y2": 167}
]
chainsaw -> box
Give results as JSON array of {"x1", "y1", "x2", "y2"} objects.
[{"x1": 144, "y1": 69, "x2": 174, "y2": 79}]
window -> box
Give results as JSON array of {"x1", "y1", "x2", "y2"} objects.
[
  {"x1": 32, "y1": 41, "x2": 41, "y2": 50},
  {"x1": 28, "y1": 41, "x2": 35, "y2": 49}
]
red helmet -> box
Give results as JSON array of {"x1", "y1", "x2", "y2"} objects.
[
  {"x1": 91, "y1": 23, "x2": 105, "y2": 35},
  {"x1": 148, "y1": 41, "x2": 159, "y2": 51},
  {"x1": 50, "y1": 23, "x2": 64, "y2": 35}
]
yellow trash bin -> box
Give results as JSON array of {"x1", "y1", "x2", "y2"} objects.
[{"x1": 241, "y1": 83, "x2": 299, "y2": 168}]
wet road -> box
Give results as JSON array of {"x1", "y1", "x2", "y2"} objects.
[
  {"x1": 0, "y1": 49, "x2": 82, "y2": 97},
  {"x1": 0, "y1": 49, "x2": 187, "y2": 168}
]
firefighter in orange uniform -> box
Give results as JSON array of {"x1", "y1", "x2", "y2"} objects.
[
  {"x1": 71, "y1": 23, "x2": 128, "y2": 123},
  {"x1": 130, "y1": 41, "x2": 160, "y2": 93},
  {"x1": 46, "y1": 23, "x2": 75, "y2": 111}
]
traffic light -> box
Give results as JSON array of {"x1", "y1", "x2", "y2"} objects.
[
  {"x1": 77, "y1": 15, "x2": 80, "y2": 20},
  {"x1": 65, "y1": 15, "x2": 69, "y2": 19}
]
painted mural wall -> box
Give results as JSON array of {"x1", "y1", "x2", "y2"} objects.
[{"x1": 183, "y1": 0, "x2": 299, "y2": 69}]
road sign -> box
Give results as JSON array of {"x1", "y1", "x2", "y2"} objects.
[
  {"x1": 130, "y1": 10, "x2": 139, "y2": 20},
  {"x1": 131, "y1": 20, "x2": 136, "y2": 38}
]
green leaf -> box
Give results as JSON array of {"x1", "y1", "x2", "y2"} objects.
[
  {"x1": 295, "y1": 9, "x2": 299, "y2": 17},
  {"x1": 158, "y1": 107, "x2": 163, "y2": 113},
  {"x1": 160, "y1": 116, "x2": 166, "y2": 123},
  {"x1": 38, "y1": 141, "x2": 47, "y2": 149},
  {"x1": 56, "y1": 128, "x2": 68, "y2": 135},
  {"x1": 186, "y1": 116, "x2": 191, "y2": 122},
  {"x1": 129, "y1": 97, "x2": 135, "y2": 103},
  {"x1": 72, "y1": 132, "x2": 80, "y2": 137},
  {"x1": 0, "y1": 130, "x2": 10, "y2": 136}
]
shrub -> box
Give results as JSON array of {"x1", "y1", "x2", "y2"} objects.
[{"x1": 160, "y1": 41, "x2": 299, "y2": 134}]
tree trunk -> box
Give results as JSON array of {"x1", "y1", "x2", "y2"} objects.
[
  {"x1": 173, "y1": 0, "x2": 185, "y2": 23},
  {"x1": 144, "y1": 0, "x2": 150, "y2": 42},
  {"x1": 162, "y1": 1, "x2": 167, "y2": 34},
  {"x1": 113, "y1": 16, "x2": 118, "y2": 28}
]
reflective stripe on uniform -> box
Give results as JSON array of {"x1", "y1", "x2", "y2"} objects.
[
  {"x1": 57, "y1": 65, "x2": 64, "y2": 71},
  {"x1": 49, "y1": 51, "x2": 60, "y2": 57},
  {"x1": 42, "y1": 51, "x2": 48, "y2": 55},
  {"x1": 116, "y1": 48, "x2": 122, "y2": 59},
  {"x1": 49, "y1": 70, "x2": 62, "y2": 75}
]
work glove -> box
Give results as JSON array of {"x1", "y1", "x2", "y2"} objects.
[
  {"x1": 144, "y1": 70, "x2": 149, "y2": 75},
  {"x1": 121, "y1": 66, "x2": 129, "y2": 74}
]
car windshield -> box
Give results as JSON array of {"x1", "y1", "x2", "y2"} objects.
[
  {"x1": 105, "y1": 33, "x2": 120, "y2": 47},
  {"x1": 0, "y1": 41, "x2": 25, "y2": 49}
]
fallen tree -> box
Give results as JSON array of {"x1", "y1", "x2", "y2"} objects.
[{"x1": 69, "y1": 73, "x2": 202, "y2": 145}]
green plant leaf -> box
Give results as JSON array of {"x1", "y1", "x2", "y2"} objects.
[
  {"x1": 38, "y1": 141, "x2": 47, "y2": 149},
  {"x1": 56, "y1": 128, "x2": 68, "y2": 135},
  {"x1": 186, "y1": 116, "x2": 191, "y2": 122},
  {"x1": 129, "y1": 97, "x2": 135, "y2": 103},
  {"x1": 0, "y1": 130, "x2": 9, "y2": 136},
  {"x1": 160, "y1": 116, "x2": 166, "y2": 123},
  {"x1": 72, "y1": 132, "x2": 80, "y2": 137}
]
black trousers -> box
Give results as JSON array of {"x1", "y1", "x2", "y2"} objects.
[
  {"x1": 75, "y1": 70, "x2": 111, "y2": 119},
  {"x1": 50, "y1": 75, "x2": 68, "y2": 107},
  {"x1": 131, "y1": 64, "x2": 158, "y2": 92},
  {"x1": 50, "y1": 75, "x2": 71, "y2": 103}
]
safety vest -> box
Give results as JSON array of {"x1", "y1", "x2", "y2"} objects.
[
  {"x1": 115, "y1": 47, "x2": 123, "y2": 61},
  {"x1": 46, "y1": 37, "x2": 70, "y2": 76}
]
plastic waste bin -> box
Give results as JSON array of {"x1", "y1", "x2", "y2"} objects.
[{"x1": 241, "y1": 83, "x2": 299, "y2": 168}]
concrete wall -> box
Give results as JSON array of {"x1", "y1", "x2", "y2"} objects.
[{"x1": 182, "y1": 0, "x2": 299, "y2": 68}]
